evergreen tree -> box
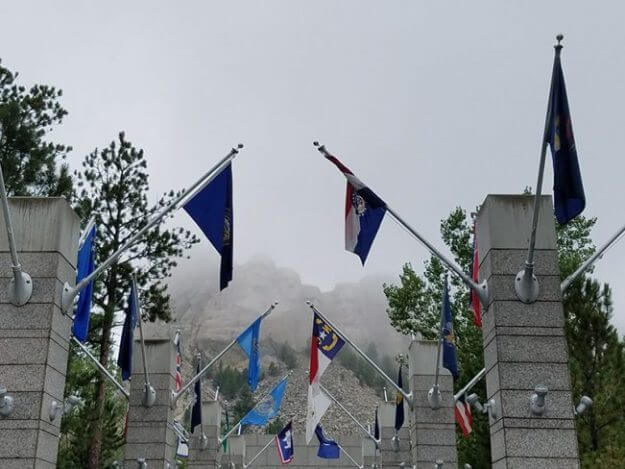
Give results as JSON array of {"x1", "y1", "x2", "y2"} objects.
[
  {"x1": 66, "y1": 132, "x2": 198, "y2": 468},
  {"x1": 232, "y1": 387, "x2": 255, "y2": 425},
  {"x1": 0, "y1": 58, "x2": 72, "y2": 198}
]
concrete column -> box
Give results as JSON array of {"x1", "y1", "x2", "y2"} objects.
[
  {"x1": 408, "y1": 338, "x2": 457, "y2": 467},
  {"x1": 224, "y1": 434, "x2": 245, "y2": 469},
  {"x1": 362, "y1": 436, "x2": 377, "y2": 468},
  {"x1": 188, "y1": 400, "x2": 221, "y2": 468},
  {"x1": 0, "y1": 198, "x2": 80, "y2": 469},
  {"x1": 124, "y1": 324, "x2": 177, "y2": 468},
  {"x1": 378, "y1": 400, "x2": 411, "y2": 467},
  {"x1": 476, "y1": 195, "x2": 579, "y2": 468}
]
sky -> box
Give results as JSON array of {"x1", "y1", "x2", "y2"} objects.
[{"x1": 1, "y1": 1, "x2": 624, "y2": 334}]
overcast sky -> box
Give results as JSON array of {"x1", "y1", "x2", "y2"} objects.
[{"x1": 2, "y1": 1, "x2": 624, "y2": 334}]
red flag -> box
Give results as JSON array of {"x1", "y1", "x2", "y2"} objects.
[
  {"x1": 471, "y1": 225, "x2": 482, "y2": 328},
  {"x1": 455, "y1": 394, "x2": 473, "y2": 437}
]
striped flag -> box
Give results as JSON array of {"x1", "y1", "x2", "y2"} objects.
[
  {"x1": 455, "y1": 394, "x2": 473, "y2": 437},
  {"x1": 471, "y1": 224, "x2": 482, "y2": 328},
  {"x1": 174, "y1": 330, "x2": 183, "y2": 392}
]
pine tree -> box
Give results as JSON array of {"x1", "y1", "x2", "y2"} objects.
[
  {"x1": 0, "y1": 58, "x2": 72, "y2": 198},
  {"x1": 68, "y1": 132, "x2": 198, "y2": 468}
]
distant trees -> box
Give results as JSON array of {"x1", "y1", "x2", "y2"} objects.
[
  {"x1": 277, "y1": 342, "x2": 298, "y2": 370},
  {"x1": 213, "y1": 363, "x2": 249, "y2": 400}
]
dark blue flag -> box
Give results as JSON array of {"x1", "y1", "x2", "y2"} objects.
[
  {"x1": 183, "y1": 163, "x2": 233, "y2": 290},
  {"x1": 315, "y1": 424, "x2": 340, "y2": 459},
  {"x1": 236, "y1": 316, "x2": 262, "y2": 392},
  {"x1": 241, "y1": 378, "x2": 287, "y2": 426},
  {"x1": 191, "y1": 362, "x2": 202, "y2": 433},
  {"x1": 275, "y1": 421, "x2": 294, "y2": 464},
  {"x1": 374, "y1": 406, "x2": 379, "y2": 440},
  {"x1": 546, "y1": 48, "x2": 585, "y2": 225},
  {"x1": 117, "y1": 281, "x2": 138, "y2": 381},
  {"x1": 441, "y1": 279, "x2": 459, "y2": 379},
  {"x1": 72, "y1": 223, "x2": 96, "y2": 342},
  {"x1": 395, "y1": 364, "x2": 405, "y2": 430}
]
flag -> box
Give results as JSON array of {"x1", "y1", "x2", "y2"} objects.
[
  {"x1": 72, "y1": 222, "x2": 96, "y2": 342},
  {"x1": 191, "y1": 362, "x2": 202, "y2": 433},
  {"x1": 176, "y1": 437, "x2": 189, "y2": 459},
  {"x1": 471, "y1": 224, "x2": 482, "y2": 328},
  {"x1": 241, "y1": 378, "x2": 287, "y2": 426},
  {"x1": 236, "y1": 316, "x2": 263, "y2": 392},
  {"x1": 183, "y1": 163, "x2": 233, "y2": 289},
  {"x1": 455, "y1": 394, "x2": 473, "y2": 437},
  {"x1": 441, "y1": 279, "x2": 459, "y2": 379},
  {"x1": 315, "y1": 424, "x2": 340, "y2": 459},
  {"x1": 545, "y1": 47, "x2": 585, "y2": 225},
  {"x1": 394, "y1": 365, "x2": 405, "y2": 430},
  {"x1": 306, "y1": 313, "x2": 346, "y2": 442},
  {"x1": 374, "y1": 407, "x2": 380, "y2": 441},
  {"x1": 117, "y1": 281, "x2": 138, "y2": 381},
  {"x1": 275, "y1": 421, "x2": 294, "y2": 464},
  {"x1": 174, "y1": 331, "x2": 183, "y2": 392},
  {"x1": 324, "y1": 154, "x2": 387, "y2": 264}
]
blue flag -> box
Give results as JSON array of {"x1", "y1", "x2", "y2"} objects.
[
  {"x1": 236, "y1": 316, "x2": 262, "y2": 392},
  {"x1": 315, "y1": 424, "x2": 340, "y2": 459},
  {"x1": 183, "y1": 163, "x2": 233, "y2": 290},
  {"x1": 275, "y1": 421, "x2": 294, "y2": 464},
  {"x1": 546, "y1": 48, "x2": 585, "y2": 225},
  {"x1": 374, "y1": 407, "x2": 379, "y2": 441},
  {"x1": 72, "y1": 223, "x2": 96, "y2": 342},
  {"x1": 117, "y1": 281, "x2": 138, "y2": 381},
  {"x1": 441, "y1": 279, "x2": 459, "y2": 379},
  {"x1": 395, "y1": 364, "x2": 405, "y2": 430},
  {"x1": 191, "y1": 362, "x2": 202, "y2": 433},
  {"x1": 240, "y1": 378, "x2": 287, "y2": 426}
]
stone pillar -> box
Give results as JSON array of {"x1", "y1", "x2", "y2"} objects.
[
  {"x1": 188, "y1": 400, "x2": 221, "y2": 468},
  {"x1": 476, "y1": 195, "x2": 579, "y2": 468},
  {"x1": 224, "y1": 434, "x2": 245, "y2": 469},
  {"x1": 361, "y1": 436, "x2": 377, "y2": 468},
  {"x1": 0, "y1": 198, "x2": 80, "y2": 469},
  {"x1": 124, "y1": 324, "x2": 177, "y2": 468},
  {"x1": 408, "y1": 338, "x2": 457, "y2": 467},
  {"x1": 378, "y1": 400, "x2": 411, "y2": 467}
]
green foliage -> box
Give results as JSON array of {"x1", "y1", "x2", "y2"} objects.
[
  {"x1": 61, "y1": 132, "x2": 199, "y2": 468},
  {"x1": 213, "y1": 362, "x2": 249, "y2": 400},
  {"x1": 0, "y1": 58, "x2": 72, "y2": 198},
  {"x1": 267, "y1": 361, "x2": 280, "y2": 377},
  {"x1": 335, "y1": 344, "x2": 397, "y2": 395},
  {"x1": 233, "y1": 387, "x2": 255, "y2": 425},
  {"x1": 277, "y1": 342, "x2": 298, "y2": 370},
  {"x1": 265, "y1": 417, "x2": 285, "y2": 434}
]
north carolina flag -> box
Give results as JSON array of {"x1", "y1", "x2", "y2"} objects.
[
  {"x1": 324, "y1": 154, "x2": 387, "y2": 264},
  {"x1": 306, "y1": 313, "x2": 345, "y2": 442}
]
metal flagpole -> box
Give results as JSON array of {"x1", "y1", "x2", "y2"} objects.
[
  {"x1": 218, "y1": 371, "x2": 292, "y2": 445},
  {"x1": 337, "y1": 442, "x2": 364, "y2": 469},
  {"x1": 78, "y1": 216, "x2": 96, "y2": 249},
  {"x1": 319, "y1": 383, "x2": 378, "y2": 444},
  {"x1": 453, "y1": 368, "x2": 486, "y2": 402},
  {"x1": 428, "y1": 279, "x2": 447, "y2": 409},
  {"x1": 515, "y1": 35, "x2": 563, "y2": 304},
  {"x1": 61, "y1": 144, "x2": 244, "y2": 312},
  {"x1": 561, "y1": 222, "x2": 625, "y2": 292},
  {"x1": 307, "y1": 302, "x2": 413, "y2": 408},
  {"x1": 0, "y1": 161, "x2": 32, "y2": 306},
  {"x1": 71, "y1": 336, "x2": 129, "y2": 398},
  {"x1": 171, "y1": 302, "x2": 278, "y2": 408},
  {"x1": 314, "y1": 142, "x2": 489, "y2": 310},
  {"x1": 243, "y1": 435, "x2": 275, "y2": 468},
  {"x1": 133, "y1": 273, "x2": 156, "y2": 407}
]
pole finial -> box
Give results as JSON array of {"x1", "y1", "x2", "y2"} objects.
[{"x1": 555, "y1": 34, "x2": 564, "y2": 53}]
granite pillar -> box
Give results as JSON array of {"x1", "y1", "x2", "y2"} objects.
[
  {"x1": 0, "y1": 198, "x2": 80, "y2": 469},
  {"x1": 476, "y1": 195, "x2": 579, "y2": 468},
  {"x1": 223, "y1": 434, "x2": 245, "y2": 469},
  {"x1": 408, "y1": 338, "x2": 457, "y2": 468},
  {"x1": 378, "y1": 400, "x2": 411, "y2": 467},
  {"x1": 124, "y1": 324, "x2": 177, "y2": 468},
  {"x1": 188, "y1": 400, "x2": 221, "y2": 468}
]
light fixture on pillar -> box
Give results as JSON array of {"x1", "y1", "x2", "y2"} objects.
[
  {"x1": 466, "y1": 393, "x2": 498, "y2": 419},
  {"x1": 575, "y1": 396, "x2": 593, "y2": 416},
  {"x1": 530, "y1": 385, "x2": 548, "y2": 416},
  {"x1": 427, "y1": 384, "x2": 442, "y2": 410},
  {"x1": 434, "y1": 460, "x2": 444, "y2": 468},
  {"x1": 137, "y1": 458, "x2": 147, "y2": 469},
  {"x1": 48, "y1": 395, "x2": 83, "y2": 422},
  {"x1": 143, "y1": 383, "x2": 156, "y2": 408},
  {"x1": 464, "y1": 465, "x2": 473, "y2": 469},
  {"x1": 0, "y1": 387, "x2": 15, "y2": 417},
  {"x1": 391, "y1": 434, "x2": 400, "y2": 452}
]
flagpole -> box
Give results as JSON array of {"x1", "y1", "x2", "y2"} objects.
[
  {"x1": 313, "y1": 142, "x2": 489, "y2": 310},
  {"x1": 319, "y1": 383, "x2": 378, "y2": 444},
  {"x1": 243, "y1": 435, "x2": 275, "y2": 469},
  {"x1": 337, "y1": 442, "x2": 364, "y2": 469},
  {"x1": 218, "y1": 372, "x2": 292, "y2": 445},
  {"x1": 133, "y1": 273, "x2": 156, "y2": 407},
  {"x1": 307, "y1": 302, "x2": 413, "y2": 408},
  {"x1": 429, "y1": 279, "x2": 447, "y2": 410},
  {"x1": 71, "y1": 336, "x2": 130, "y2": 398},
  {"x1": 0, "y1": 160, "x2": 32, "y2": 306},
  {"x1": 171, "y1": 302, "x2": 278, "y2": 408},
  {"x1": 78, "y1": 216, "x2": 96, "y2": 249},
  {"x1": 61, "y1": 144, "x2": 243, "y2": 312},
  {"x1": 561, "y1": 222, "x2": 625, "y2": 292},
  {"x1": 453, "y1": 368, "x2": 486, "y2": 402},
  {"x1": 516, "y1": 35, "x2": 563, "y2": 304}
]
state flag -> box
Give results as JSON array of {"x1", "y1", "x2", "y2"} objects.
[
  {"x1": 117, "y1": 280, "x2": 138, "y2": 381},
  {"x1": 72, "y1": 221, "x2": 96, "y2": 342},
  {"x1": 275, "y1": 421, "x2": 294, "y2": 464}
]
